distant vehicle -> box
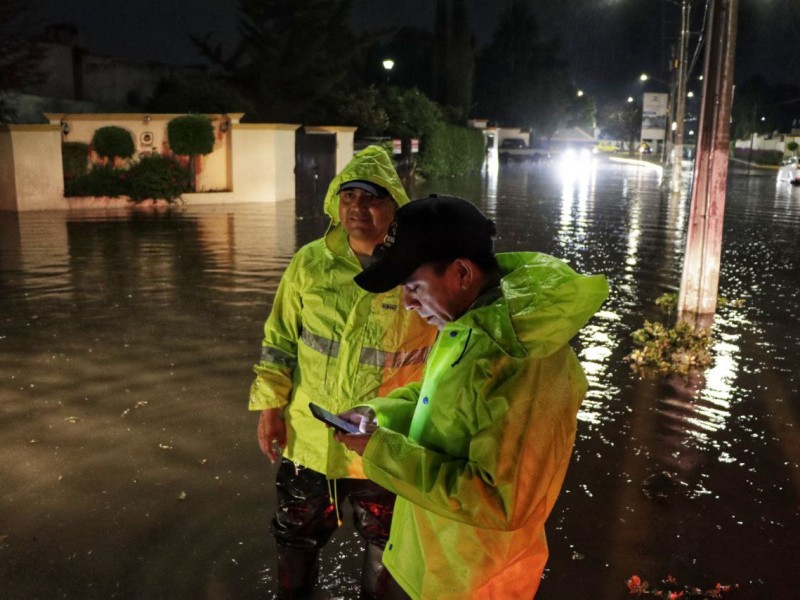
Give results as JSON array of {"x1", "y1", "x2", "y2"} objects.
[
  {"x1": 778, "y1": 156, "x2": 800, "y2": 185},
  {"x1": 498, "y1": 139, "x2": 549, "y2": 163},
  {"x1": 592, "y1": 142, "x2": 620, "y2": 154}
]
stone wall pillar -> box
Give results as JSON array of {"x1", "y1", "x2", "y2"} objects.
[{"x1": 0, "y1": 125, "x2": 64, "y2": 212}]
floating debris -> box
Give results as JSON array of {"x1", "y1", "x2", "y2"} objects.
[{"x1": 626, "y1": 574, "x2": 740, "y2": 598}]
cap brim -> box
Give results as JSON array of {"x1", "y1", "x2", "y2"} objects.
[
  {"x1": 338, "y1": 180, "x2": 388, "y2": 197},
  {"x1": 354, "y1": 255, "x2": 418, "y2": 294}
]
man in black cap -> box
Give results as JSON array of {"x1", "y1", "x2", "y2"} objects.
[{"x1": 334, "y1": 195, "x2": 608, "y2": 599}]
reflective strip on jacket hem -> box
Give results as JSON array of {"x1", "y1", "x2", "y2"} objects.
[
  {"x1": 360, "y1": 346, "x2": 431, "y2": 368},
  {"x1": 260, "y1": 346, "x2": 297, "y2": 368}
]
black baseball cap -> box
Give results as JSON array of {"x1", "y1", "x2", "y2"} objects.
[
  {"x1": 355, "y1": 195, "x2": 496, "y2": 293},
  {"x1": 337, "y1": 179, "x2": 390, "y2": 198}
]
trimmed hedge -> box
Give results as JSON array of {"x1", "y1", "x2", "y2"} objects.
[
  {"x1": 65, "y1": 165, "x2": 127, "y2": 197},
  {"x1": 167, "y1": 115, "x2": 215, "y2": 156},
  {"x1": 92, "y1": 126, "x2": 135, "y2": 163},
  {"x1": 126, "y1": 153, "x2": 191, "y2": 202},
  {"x1": 732, "y1": 147, "x2": 784, "y2": 165},
  {"x1": 64, "y1": 153, "x2": 191, "y2": 202},
  {"x1": 62, "y1": 142, "x2": 90, "y2": 180},
  {"x1": 418, "y1": 125, "x2": 486, "y2": 178}
]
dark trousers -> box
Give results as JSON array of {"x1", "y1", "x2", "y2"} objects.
[{"x1": 270, "y1": 458, "x2": 396, "y2": 599}]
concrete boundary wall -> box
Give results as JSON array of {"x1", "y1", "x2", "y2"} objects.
[{"x1": 0, "y1": 115, "x2": 361, "y2": 212}]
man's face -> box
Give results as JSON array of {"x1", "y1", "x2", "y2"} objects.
[
  {"x1": 338, "y1": 188, "x2": 396, "y2": 251},
  {"x1": 401, "y1": 263, "x2": 464, "y2": 330}
]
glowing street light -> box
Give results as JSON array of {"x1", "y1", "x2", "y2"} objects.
[
  {"x1": 640, "y1": 73, "x2": 668, "y2": 86},
  {"x1": 577, "y1": 89, "x2": 584, "y2": 97},
  {"x1": 382, "y1": 58, "x2": 394, "y2": 83}
]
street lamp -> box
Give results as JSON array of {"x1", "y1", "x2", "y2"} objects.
[{"x1": 382, "y1": 58, "x2": 394, "y2": 83}]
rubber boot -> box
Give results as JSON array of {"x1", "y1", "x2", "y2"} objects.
[
  {"x1": 360, "y1": 542, "x2": 389, "y2": 599},
  {"x1": 276, "y1": 546, "x2": 320, "y2": 599}
]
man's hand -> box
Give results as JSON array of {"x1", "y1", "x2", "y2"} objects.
[
  {"x1": 334, "y1": 430, "x2": 373, "y2": 456},
  {"x1": 338, "y1": 406, "x2": 378, "y2": 433},
  {"x1": 257, "y1": 408, "x2": 286, "y2": 464}
]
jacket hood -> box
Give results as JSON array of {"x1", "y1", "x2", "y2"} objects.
[
  {"x1": 463, "y1": 252, "x2": 609, "y2": 359},
  {"x1": 323, "y1": 145, "x2": 411, "y2": 226}
]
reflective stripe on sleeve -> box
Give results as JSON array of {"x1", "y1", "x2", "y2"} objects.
[{"x1": 260, "y1": 346, "x2": 298, "y2": 368}]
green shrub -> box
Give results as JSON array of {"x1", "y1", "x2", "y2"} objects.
[
  {"x1": 91, "y1": 126, "x2": 135, "y2": 163},
  {"x1": 62, "y1": 142, "x2": 90, "y2": 180},
  {"x1": 64, "y1": 165, "x2": 127, "y2": 197},
  {"x1": 418, "y1": 125, "x2": 485, "y2": 177},
  {"x1": 126, "y1": 153, "x2": 191, "y2": 203},
  {"x1": 167, "y1": 115, "x2": 215, "y2": 156}
]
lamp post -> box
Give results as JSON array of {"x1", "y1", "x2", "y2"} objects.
[
  {"x1": 382, "y1": 58, "x2": 394, "y2": 83},
  {"x1": 670, "y1": 0, "x2": 691, "y2": 193}
]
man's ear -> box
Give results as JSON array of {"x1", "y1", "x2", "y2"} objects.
[{"x1": 451, "y1": 258, "x2": 474, "y2": 290}]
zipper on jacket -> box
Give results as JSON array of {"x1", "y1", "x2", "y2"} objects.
[{"x1": 451, "y1": 328, "x2": 473, "y2": 367}]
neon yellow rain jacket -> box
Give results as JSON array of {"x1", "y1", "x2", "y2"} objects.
[
  {"x1": 249, "y1": 146, "x2": 436, "y2": 479},
  {"x1": 361, "y1": 252, "x2": 609, "y2": 599}
]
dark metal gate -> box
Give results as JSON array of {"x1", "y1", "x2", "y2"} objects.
[{"x1": 295, "y1": 130, "x2": 337, "y2": 219}]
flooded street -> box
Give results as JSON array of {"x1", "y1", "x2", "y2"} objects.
[{"x1": 2, "y1": 157, "x2": 799, "y2": 599}]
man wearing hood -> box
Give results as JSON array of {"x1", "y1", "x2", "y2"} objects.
[
  {"x1": 249, "y1": 146, "x2": 436, "y2": 598},
  {"x1": 335, "y1": 195, "x2": 609, "y2": 599}
]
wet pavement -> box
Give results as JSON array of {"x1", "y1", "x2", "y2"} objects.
[{"x1": 1, "y1": 156, "x2": 799, "y2": 599}]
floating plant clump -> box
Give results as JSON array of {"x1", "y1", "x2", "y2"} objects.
[
  {"x1": 626, "y1": 574, "x2": 740, "y2": 598},
  {"x1": 625, "y1": 292, "x2": 724, "y2": 378},
  {"x1": 627, "y1": 320, "x2": 712, "y2": 377}
]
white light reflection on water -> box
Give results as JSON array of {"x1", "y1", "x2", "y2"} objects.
[
  {"x1": 482, "y1": 151, "x2": 499, "y2": 214},
  {"x1": 557, "y1": 152, "x2": 594, "y2": 253},
  {"x1": 556, "y1": 157, "x2": 620, "y2": 426}
]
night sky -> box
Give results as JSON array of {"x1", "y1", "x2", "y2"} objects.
[{"x1": 38, "y1": 0, "x2": 799, "y2": 101}]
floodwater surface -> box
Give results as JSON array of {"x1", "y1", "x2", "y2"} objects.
[{"x1": 1, "y1": 157, "x2": 799, "y2": 599}]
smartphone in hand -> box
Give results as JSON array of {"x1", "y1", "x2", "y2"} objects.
[{"x1": 309, "y1": 402, "x2": 363, "y2": 435}]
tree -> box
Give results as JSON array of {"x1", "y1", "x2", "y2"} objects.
[
  {"x1": 0, "y1": 0, "x2": 45, "y2": 122},
  {"x1": 599, "y1": 99, "x2": 643, "y2": 154},
  {"x1": 382, "y1": 86, "x2": 444, "y2": 140},
  {"x1": 331, "y1": 85, "x2": 389, "y2": 137},
  {"x1": 731, "y1": 75, "x2": 800, "y2": 141},
  {"x1": 432, "y1": 0, "x2": 474, "y2": 121},
  {"x1": 473, "y1": 0, "x2": 573, "y2": 136},
  {"x1": 192, "y1": 0, "x2": 364, "y2": 123},
  {"x1": 147, "y1": 72, "x2": 252, "y2": 115},
  {"x1": 167, "y1": 115, "x2": 215, "y2": 192}
]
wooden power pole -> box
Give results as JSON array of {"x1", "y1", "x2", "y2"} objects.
[{"x1": 677, "y1": 0, "x2": 739, "y2": 327}]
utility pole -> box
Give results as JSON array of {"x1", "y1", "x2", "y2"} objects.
[
  {"x1": 677, "y1": 0, "x2": 739, "y2": 327},
  {"x1": 670, "y1": 0, "x2": 691, "y2": 193}
]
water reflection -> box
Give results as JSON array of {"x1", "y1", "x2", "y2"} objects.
[{"x1": 2, "y1": 160, "x2": 800, "y2": 599}]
